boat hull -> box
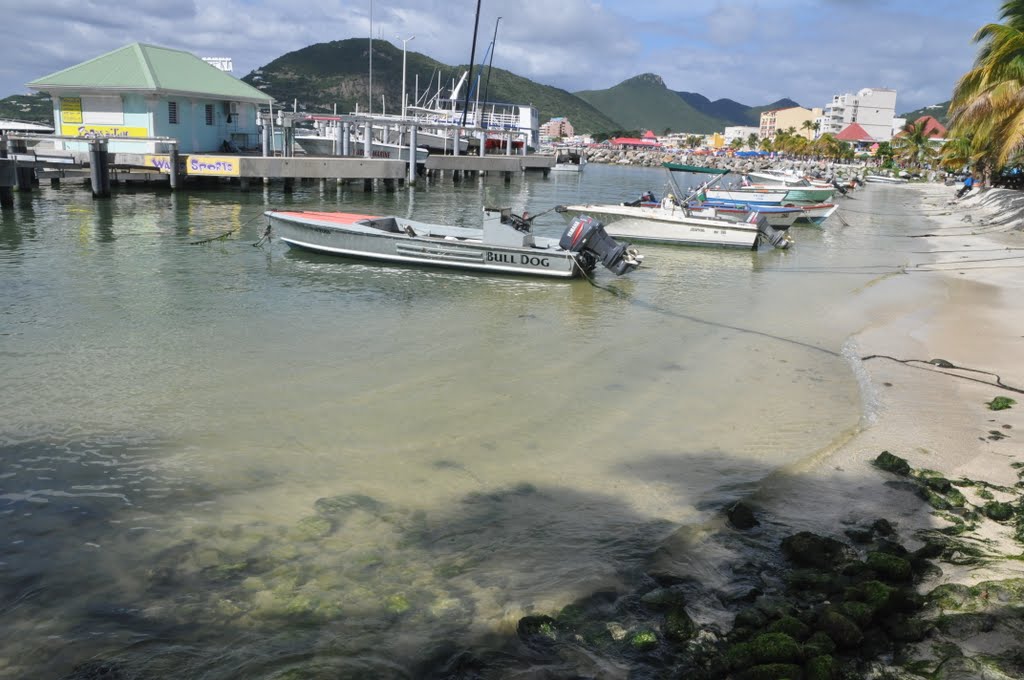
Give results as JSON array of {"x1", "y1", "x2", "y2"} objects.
[
  {"x1": 267, "y1": 211, "x2": 582, "y2": 278},
  {"x1": 558, "y1": 204, "x2": 787, "y2": 249}
]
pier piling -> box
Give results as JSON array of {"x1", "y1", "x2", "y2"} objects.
[{"x1": 88, "y1": 139, "x2": 111, "y2": 199}]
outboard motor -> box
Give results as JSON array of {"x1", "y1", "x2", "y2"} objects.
[
  {"x1": 559, "y1": 215, "x2": 644, "y2": 276},
  {"x1": 831, "y1": 177, "x2": 848, "y2": 195}
]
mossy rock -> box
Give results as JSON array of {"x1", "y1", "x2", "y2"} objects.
[
  {"x1": 385, "y1": 593, "x2": 410, "y2": 614},
  {"x1": 786, "y1": 569, "x2": 845, "y2": 595},
  {"x1": 781, "y1": 532, "x2": 856, "y2": 570},
  {"x1": 727, "y1": 500, "x2": 761, "y2": 529},
  {"x1": 837, "y1": 601, "x2": 874, "y2": 628},
  {"x1": 804, "y1": 655, "x2": 838, "y2": 680},
  {"x1": 882, "y1": 614, "x2": 932, "y2": 642},
  {"x1": 735, "y1": 663, "x2": 804, "y2": 680},
  {"x1": 293, "y1": 516, "x2": 333, "y2": 541},
  {"x1": 982, "y1": 501, "x2": 1015, "y2": 522},
  {"x1": 517, "y1": 615, "x2": 559, "y2": 645},
  {"x1": 816, "y1": 610, "x2": 863, "y2": 649},
  {"x1": 925, "y1": 476, "x2": 953, "y2": 493},
  {"x1": 629, "y1": 629, "x2": 658, "y2": 650},
  {"x1": 766, "y1": 615, "x2": 811, "y2": 641},
  {"x1": 313, "y1": 493, "x2": 383, "y2": 518},
  {"x1": 844, "y1": 580, "x2": 895, "y2": 614},
  {"x1": 735, "y1": 606, "x2": 770, "y2": 629},
  {"x1": 872, "y1": 518, "x2": 895, "y2": 536},
  {"x1": 926, "y1": 582, "x2": 971, "y2": 611},
  {"x1": 873, "y1": 451, "x2": 911, "y2": 476},
  {"x1": 802, "y1": 631, "x2": 836, "y2": 658},
  {"x1": 665, "y1": 607, "x2": 696, "y2": 642},
  {"x1": 987, "y1": 396, "x2": 1016, "y2": 410},
  {"x1": 724, "y1": 641, "x2": 756, "y2": 671},
  {"x1": 748, "y1": 632, "x2": 802, "y2": 664},
  {"x1": 865, "y1": 551, "x2": 912, "y2": 582}
]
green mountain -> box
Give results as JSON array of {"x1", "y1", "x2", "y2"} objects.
[
  {"x1": 899, "y1": 100, "x2": 951, "y2": 126},
  {"x1": 575, "y1": 73, "x2": 724, "y2": 134},
  {"x1": 0, "y1": 93, "x2": 52, "y2": 124},
  {"x1": 677, "y1": 92, "x2": 801, "y2": 127},
  {"x1": 242, "y1": 39, "x2": 619, "y2": 134}
]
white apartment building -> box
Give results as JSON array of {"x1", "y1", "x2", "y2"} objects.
[
  {"x1": 724, "y1": 126, "x2": 760, "y2": 145},
  {"x1": 821, "y1": 88, "x2": 898, "y2": 142}
]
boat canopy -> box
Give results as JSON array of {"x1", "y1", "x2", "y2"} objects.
[{"x1": 662, "y1": 162, "x2": 730, "y2": 175}]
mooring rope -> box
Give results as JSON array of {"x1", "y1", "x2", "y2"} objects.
[
  {"x1": 861, "y1": 355, "x2": 1024, "y2": 395},
  {"x1": 189, "y1": 211, "x2": 268, "y2": 245}
]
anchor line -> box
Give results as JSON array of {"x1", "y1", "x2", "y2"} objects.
[{"x1": 861, "y1": 355, "x2": 1024, "y2": 395}]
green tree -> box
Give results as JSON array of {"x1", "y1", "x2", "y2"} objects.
[
  {"x1": 746, "y1": 132, "x2": 759, "y2": 150},
  {"x1": 948, "y1": 0, "x2": 1024, "y2": 178},
  {"x1": 892, "y1": 119, "x2": 939, "y2": 168}
]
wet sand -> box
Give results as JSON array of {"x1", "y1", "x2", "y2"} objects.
[{"x1": 760, "y1": 182, "x2": 1024, "y2": 585}]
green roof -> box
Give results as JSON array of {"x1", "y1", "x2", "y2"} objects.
[
  {"x1": 663, "y1": 162, "x2": 730, "y2": 175},
  {"x1": 27, "y1": 43, "x2": 273, "y2": 104}
]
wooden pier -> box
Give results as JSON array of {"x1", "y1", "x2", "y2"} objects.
[{"x1": 0, "y1": 111, "x2": 557, "y2": 205}]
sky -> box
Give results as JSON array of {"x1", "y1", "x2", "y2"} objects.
[{"x1": 0, "y1": 0, "x2": 1006, "y2": 115}]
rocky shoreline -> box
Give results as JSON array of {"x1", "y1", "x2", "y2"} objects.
[{"x1": 581, "y1": 148, "x2": 911, "y2": 182}]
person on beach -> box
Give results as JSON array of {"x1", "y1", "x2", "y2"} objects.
[{"x1": 955, "y1": 173, "x2": 975, "y2": 199}]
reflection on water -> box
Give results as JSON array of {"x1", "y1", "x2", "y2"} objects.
[{"x1": 0, "y1": 169, "x2": 931, "y2": 677}]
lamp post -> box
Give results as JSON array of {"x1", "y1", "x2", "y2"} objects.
[{"x1": 398, "y1": 34, "x2": 415, "y2": 119}]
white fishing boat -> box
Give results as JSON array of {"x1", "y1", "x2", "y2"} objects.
[
  {"x1": 555, "y1": 202, "x2": 792, "y2": 250},
  {"x1": 265, "y1": 207, "x2": 644, "y2": 279},
  {"x1": 704, "y1": 188, "x2": 791, "y2": 204},
  {"x1": 864, "y1": 174, "x2": 909, "y2": 184},
  {"x1": 551, "y1": 151, "x2": 586, "y2": 173}
]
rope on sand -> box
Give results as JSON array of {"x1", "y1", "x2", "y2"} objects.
[{"x1": 861, "y1": 355, "x2": 1024, "y2": 395}]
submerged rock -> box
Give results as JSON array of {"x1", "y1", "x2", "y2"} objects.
[{"x1": 780, "y1": 531, "x2": 857, "y2": 570}]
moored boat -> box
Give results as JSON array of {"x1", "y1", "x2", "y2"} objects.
[
  {"x1": 264, "y1": 207, "x2": 644, "y2": 279},
  {"x1": 864, "y1": 174, "x2": 909, "y2": 184},
  {"x1": 555, "y1": 202, "x2": 792, "y2": 250}
]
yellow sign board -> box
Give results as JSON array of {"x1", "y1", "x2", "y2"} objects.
[
  {"x1": 60, "y1": 97, "x2": 82, "y2": 124},
  {"x1": 186, "y1": 155, "x2": 240, "y2": 177},
  {"x1": 60, "y1": 124, "x2": 148, "y2": 138},
  {"x1": 143, "y1": 155, "x2": 172, "y2": 173}
]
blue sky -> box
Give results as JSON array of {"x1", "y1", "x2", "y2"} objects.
[{"x1": 0, "y1": 0, "x2": 1005, "y2": 114}]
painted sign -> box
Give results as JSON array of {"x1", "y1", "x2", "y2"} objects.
[
  {"x1": 143, "y1": 155, "x2": 172, "y2": 174},
  {"x1": 60, "y1": 124, "x2": 148, "y2": 138},
  {"x1": 60, "y1": 97, "x2": 83, "y2": 124},
  {"x1": 186, "y1": 155, "x2": 240, "y2": 177}
]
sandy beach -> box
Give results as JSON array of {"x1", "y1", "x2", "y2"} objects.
[{"x1": 760, "y1": 181, "x2": 1024, "y2": 558}]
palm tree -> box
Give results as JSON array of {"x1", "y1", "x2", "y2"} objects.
[
  {"x1": 892, "y1": 119, "x2": 939, "y2": 168},
  {"x1": 746, "y1": 132, "x2": 759, "y2": 150},
  {"x1": 801, "y1": 120, "x2": 815, "y2": 139},
  {"x1": 948, "y1": 0, "x2": 1024, "y2": 177}
]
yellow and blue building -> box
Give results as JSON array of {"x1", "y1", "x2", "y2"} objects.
[{"x1": 27, "y1": 43, "x2": 273, "y2": 154}]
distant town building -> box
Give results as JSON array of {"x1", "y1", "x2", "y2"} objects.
[
  {"x1": 540, "y1": 116, "x2": 575, "y2": 140},
  {"x1": 835, "y1": 123, "x2": 876, "y2": 147},
  {"x1": 27, "y1": 42, "x2": 273, "y2": 154},
  {"x1": 821, "y1": 87, "x2": 898, "y2": 142},
  {"x1": 610, "y1": 130, "x2": 662, "y2": 150},
  {"x1": 759, "y1": 106, "x2": 823, "y2": 140},
  {"x1": 723, "y1": 126, "x2": 760, "y2": 145}
]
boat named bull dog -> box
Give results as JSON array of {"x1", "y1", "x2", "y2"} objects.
[{"x1": 264, "y1": 207, "x2": 644, "y2": 279}]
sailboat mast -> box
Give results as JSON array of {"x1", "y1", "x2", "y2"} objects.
[
  {"x1": 482, "y1": 16, "x2": 501, "y2": 107},
  {"x1": 460, "y1": 0, "x2": 483, "y2": 127},
  {"x1": 368, "y1": 0, "x2": 373, "y2": 114}
]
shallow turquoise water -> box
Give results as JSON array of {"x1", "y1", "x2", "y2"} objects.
[{"x1": 0, "y1": 166, "x2": 929, "y2": 677}]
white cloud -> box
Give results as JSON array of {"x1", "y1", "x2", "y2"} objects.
[{"x1": 0, "y1": 0, "x2": 1005, "y2": 113}]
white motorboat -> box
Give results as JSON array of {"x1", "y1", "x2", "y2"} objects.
[
  {"x1": 555, "y1": 202, "x2": 792, "y2": 250},
  {"x1": 864, "y1": 174, "x2": 909, "y2": 184},
  {"x1": 265, "y1": 207, "x2": 644, "y2": 279},
  {"x1": 551, "y1": 151, "x2": 586, "y2": 173}
]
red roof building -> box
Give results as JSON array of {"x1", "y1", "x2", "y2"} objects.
[
  {"x1": 610, "y1": 137, "x2": 662, "y2": 149},
  {"x1": 912, "y1": 115, "x2": 947, "y2": 138},
  {"x1": 835, "y1": 123, "x2": 876, "y2": 143}
]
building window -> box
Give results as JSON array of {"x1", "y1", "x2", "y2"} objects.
[
  {"x1": 168, "y1": 101, "x2": 178, "y2": 125},
  {"x1": 205, "y1": 104, "x2": 214, "y2": 126}
]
